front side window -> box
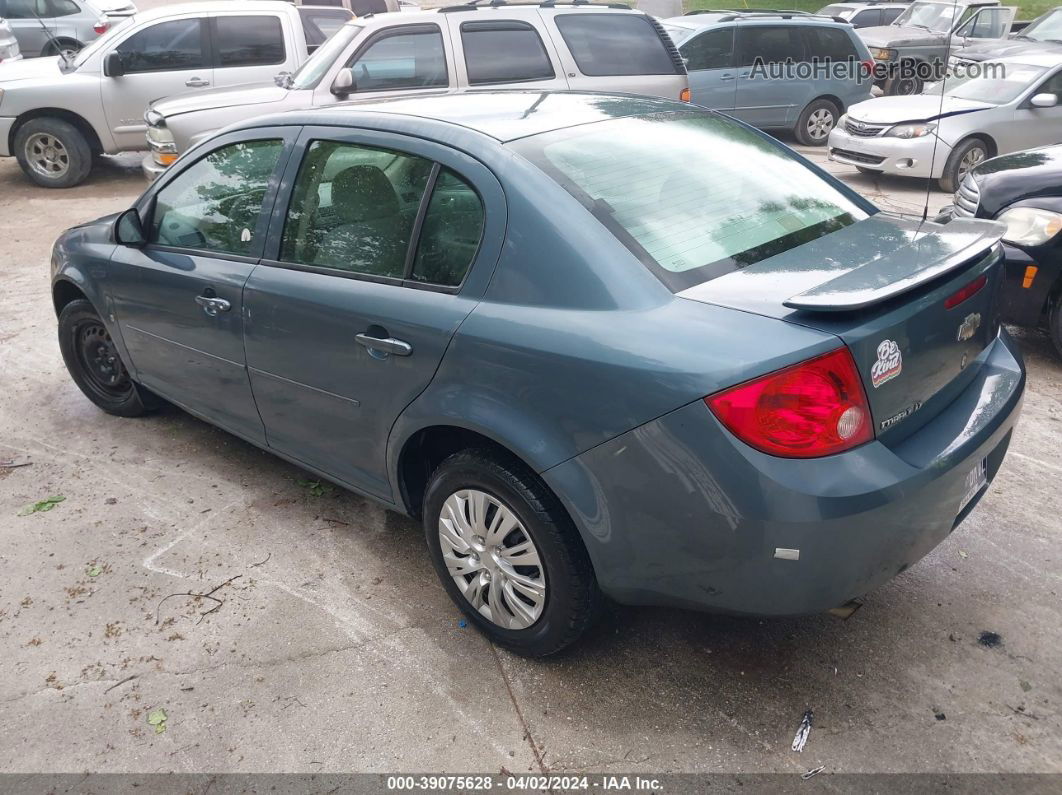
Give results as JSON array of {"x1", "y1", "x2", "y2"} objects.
[
  {"x1": 511, "y1": 113, "x2": 868, "y2": 292},
  {"x1": 956, "y1": 8, "x2": 1012, "y2": 39},
  {"x1": 882, "y1": 8, "x2": 904, "y2": 25},
  {"x1": 460, "y1": 21, "x2": 554, "y2": 84},
  {"x1": 215, "y1": 16, "x2": 285, "y2": 68},
  {"x1": 3, "y1": 0, "x2": 46, "y2": 19},
  {"x1": 346, "y1": 26, "x2": 447, "y2": 91},
  {"x1": 117, "y1": 18, "x2": 205, "y2": 73},
  {"x1": 280, "y1": 141, "x2": 433, "y2": 278},
  {"x1": 555, "y1": 14, "x2": 679, "y2": 76},
  {"x1": 738, "y1": 26, "x2": 805, "y2": 67},
  {"x1": 680, "y1": 27, "x2": 733, "y2": 71},
  {"x1": 150, "y1": 139, "x2": 283, "y2": 255}
]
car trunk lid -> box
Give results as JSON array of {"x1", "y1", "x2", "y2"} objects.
[{"x1": 680, "y1": 213, "x2": 1006, "y2": 443}]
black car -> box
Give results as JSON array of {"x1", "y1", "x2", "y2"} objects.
[{"x1": 943, "y1": 144, "x2": 1062, "y2": 357}]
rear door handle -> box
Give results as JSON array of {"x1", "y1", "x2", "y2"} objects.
[
  {"x1": 195, "y1": 295, "x2": 231, "y2": 316},
  {"x1": 355, "y1": 333, "x2": 412, "y2": 357},
  {"x1": 185, "y1": 77, "x2": 210, "y2": 88}
]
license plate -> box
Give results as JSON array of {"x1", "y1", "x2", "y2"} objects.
[{"x1": 959, "y1": 458, "x2": 988, "y2": 513}]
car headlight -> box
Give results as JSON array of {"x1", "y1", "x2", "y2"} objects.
[
  {"x1": 146, "y1": 124, "x2": 178, "y2": 165},
  {"x1": 997, "y1": 207, "x2": 1062, "y2": 246},
  {"x1": 869, "y1": 47, "x2": 896, "y2": 60},
  {"x1": 885, "y1": 122, "x2": 937, "y2": 139}
]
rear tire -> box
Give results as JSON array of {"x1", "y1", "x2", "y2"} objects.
[
  {"x1": 794, "y1": 99, "x2": 839, "y2": 146},
  {"x1": 939, "y1": 138, "x2": 989, "y2": 193},
  {"x1": 14, "y1": 117, "x2": 93, "y2": 189},
  {"x1": 423, "y1": 449, "x2": 600, "y2": 657},
  {"x1": 58, "y1": 299, "x2": 158, "y2": 417}
]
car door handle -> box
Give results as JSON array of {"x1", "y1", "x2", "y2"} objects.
[
  {"x1": 195, "y1": 295, "x2": 231, "y2": 316},
  {"x1": 355, "y1": 333, "x2": 412, "y2": 357},
  {"x1": 185, "y1": 77, "x2": 210, "y2": 88}
]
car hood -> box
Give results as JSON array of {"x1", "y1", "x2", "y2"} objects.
[
  {"x1": 152, "y1": 82, "x2": 291, "y2": 119},
  {"x1": 971, "y1": 143, "x2": 1062, "y2": 216},
  {"x1": 0, "y1": 54, "x2": 62, "y2": 84},
  {"x1": 954, "y1": 39, "x2": 1062, "y2": 61},
  {"x1": 859, "y1": 24, "x2": 945, "y2": 48},
  {"x1": 847, "y1": 94, "x2": 993, "y2": 123}
]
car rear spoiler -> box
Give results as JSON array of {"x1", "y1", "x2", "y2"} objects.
[{"x1": 783, "y1": 215, "x2": 1005, "y2": 312}]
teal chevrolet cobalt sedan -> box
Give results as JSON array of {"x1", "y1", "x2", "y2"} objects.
[{"x1": 50, "y1": 92, "x2": 1025, "y2": 656}]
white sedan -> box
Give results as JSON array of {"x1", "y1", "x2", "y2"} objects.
[{"x1": 828, "y1": 53, "x2": 1062, "y2": 191}]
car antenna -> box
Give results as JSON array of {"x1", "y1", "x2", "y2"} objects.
[
  {"x1": 30, "y1": 2, "x2": 66, "y2": 62},
  {"x1": 920, "y1": 0, "x2": 960, "y2": 223}
]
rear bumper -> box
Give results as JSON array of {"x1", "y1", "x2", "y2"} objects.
[
  {"x1": 0, "y1": 116, "x2": 16, "y2": 157},
  {"x1": 544, "y1": 330, "x2": 1025, "y2": 615},
  {"x1": 828, "y1": 126, "x2": 947, "y2": 179}
]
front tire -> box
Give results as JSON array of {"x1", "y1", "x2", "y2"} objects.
[
  {"x1": 423, "y1": 449, "x2": 600, "y2": 657},
  {"x1": 14, "y1": 117, "x2": 93, "y2": 188},
  {"x1": 794, "y1": 99, "x2": 839, "y2": 146},
  {"x1": 58, "y1": 299, "x2": 156, "y2": 417},
  {"x1": 939, "y1": 138, "x2": 988, "y2": 193}
]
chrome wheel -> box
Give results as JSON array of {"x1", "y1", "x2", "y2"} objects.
[
  {"x1": 957, "y1": 146, "x2": 987, "y2": 182},
  {"x1": 25, "y1": 133, "x2": 70, "y2": 179},
  {"x1": 438, "y1": 489, "x2": 546, "y2": 630},
  {"x1": 806, "y1": 108, "x2": 835, "y2": 141}
]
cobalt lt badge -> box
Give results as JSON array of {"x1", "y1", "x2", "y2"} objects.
[
  {"x1": 957, "y1": 312, "x2": 981, "y2": 342},
  {"x1": 871, "y1": 339, "x2": 902, "y2": 388}
]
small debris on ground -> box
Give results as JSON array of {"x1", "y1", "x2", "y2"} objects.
[
  {"x1": 801, "y1": 765, "x2": 825, "y2": 780},
  {"x1": 147, "y1": 708, "x2": 168, "y2": 734},
  {"x1": 458, "y1": 619, "x2": 468, "y2": 628},
  {"x1": 949, "y1": 632, "x2": 963, "y2": 642},
  {"x1": 978, "y1": 631, "x2": 1003, "y2": 648},
  {"x1": 934, "y1": 709, "x2": 946, "y2": 721},
  {"x1": 791, "y1": 709, "x2": 813, "y2": 752},
  {"x1": 87, "y1": 564, "x2": 103, "y2": 578},
  {"x1": 1020, "y1": 680, "x2": 1032, "y2": 692},
  {"x1": 18, "y1": 495, "x2": 65, "y2": 516}
]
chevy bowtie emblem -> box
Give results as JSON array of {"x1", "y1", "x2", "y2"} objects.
[{"x1": 957, "y1": 312, "x2": 981, "y2": 342}]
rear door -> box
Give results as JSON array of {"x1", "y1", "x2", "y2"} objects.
[
  {"x1": 108, "y1": 128, "x2": 297, "y2": 444},
  {"x1": 243, "y1": 126, "x2": 505, "y2": 501},
  {"x1": 449, "y1": 16, "x2": 568, "y2": 92},
  {"x1": 209, "y1": 12, "x2": 295, "y2": 89},
  {"x1": 733, "y1": 23, "x2": 807, "y2": 128},
  {"x1": 680, "y1": 26, "x2": 737, "y2": 110},
  {"x1": 101, "y1": 16, "x2": 214, "y2": 150},
  {"x1": 546, "y1": 10, "x2": 688, "y2": 101}
]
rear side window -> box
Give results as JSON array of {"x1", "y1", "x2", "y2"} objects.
[
  {"x1": 117, "y1": 19, "x2": 205, "y2": 73},
  {"x1": 737, "y1": 25, "x2": 805, "y2": 66},
  {"x1": 680, "y1": 27, "x2": 733, "y2": 71},
  {"x1": 460, "y1": 20, "x2": 554, "y2": 84},
  {"x1": 411, "y1": 168, "x2": 484, "y2": 286},
  {"x1": 45, "y1": 0, "x2": 79, "y2": 17},
  {"x1": 151, "y1": 139, "x2": 284, "y2": 256},
  {"x1": 555, "y1": 14, "x2": 679, "y2": 76},
  {"x1": 801, "y1": 26, "x2": 859, "y2": 60},
  {"x1": 215, "y1": 16, "x2": 285, "y2": 68},
  {"x1": 347, "y1": 26, "x2": 448, "y2": 91}
]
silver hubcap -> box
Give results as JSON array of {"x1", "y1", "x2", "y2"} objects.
[
  {"x1": 438, "y1": 489, "x2": 546, "y2": 630},
  {"x1": 807, "y1": 108, "x2": 835, "y2": 140},
  {"x1": 958, "y1": 147, "x2": 986, "y2": 181},
  {"x1": 26, "y1": 133, "x2": 69, "y2": 178}
]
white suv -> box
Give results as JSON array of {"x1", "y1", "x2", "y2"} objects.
[{"x1": 144, "y1": 3, "x2": 690, "y2": 179}]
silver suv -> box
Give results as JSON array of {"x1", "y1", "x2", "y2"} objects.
[
  {"x1": 144, "y1": 3, "x2": 690, "y2": 179},
  {"x1": 0, "y1": 0, "x2": 135, "y2": 59}
]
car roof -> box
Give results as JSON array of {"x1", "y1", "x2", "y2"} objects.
[
  {"x1": 357, "y1": 3, "x2": 647, "y2": 28},
  {"x1": 244, "y1": 91, "x2": 696, "y2": 144},
  {"x1": 662, "y1": 12, "x2": 851, "y2": 29},
  {"x1": 131, "y1": 0, "x2": 300, "y2": 21}
]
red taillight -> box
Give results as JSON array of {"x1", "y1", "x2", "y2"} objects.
[
  {"x1": 93, "y1": 19, "x2": 110, "y2": 34},
  {"x1": 705, "y1": 348, "x2": 874, "y2": 458},
  {"x1": 944, "y1": 273, "x2": 987, "y2": 309}
]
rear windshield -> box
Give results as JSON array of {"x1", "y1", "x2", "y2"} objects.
[
  {"x1": 511, "y1": 112, "x2": 869, "y2": 292},
  {"x1": 555, "y1": 14, "x2": 680, "y2": 76}
]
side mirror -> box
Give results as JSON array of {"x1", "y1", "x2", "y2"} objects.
[
  {"x1": 330, "y1": 67, "x2": 354, "y2": 97},
  {"x1": 115, "y1": 208, "x2": 146, "y2": 246},
  {"x1": 103, "y1": 50, "x2": 124, "y2": 77},
  {"x1": 1031, "y1": 93, "x2": 1058, "y2": 108}
]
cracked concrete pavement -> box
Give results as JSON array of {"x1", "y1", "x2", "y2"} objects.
[{"x1": 1, "y1": 140, "x2": 1061, "y2": 776}]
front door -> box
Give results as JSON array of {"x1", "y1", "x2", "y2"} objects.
[
  {"x1": 108, "y1": 129, "x2": 296, "y2": 444},
  {"x1": 101, "y1": 17, "x2": 215, "y2": 150},
  {"x1": 733, "y1": 24, "x2": 808, "y2": 128},
  {"x1": 681, "y1": 26, "x2": 737, "y2": 111},
  {"x1": 243, "y1": 127, "x2": 504, "y2": 501}
]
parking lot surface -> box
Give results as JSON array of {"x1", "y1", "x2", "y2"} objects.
[{"x1": 1, "y1": 143, "x2": 1061, "y2": 776}]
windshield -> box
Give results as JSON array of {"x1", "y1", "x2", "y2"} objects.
[
  {"x1": 290, "y1": 22, "x2": 361, "y2": 90},
  {"x1": 1023, "y1": 8, "x2": 1062, "y2": 41},
  {"x1": 512, "y1": 112, "x2": 868, "y2": 292},
  {"x1": 894, "y1": 2, "x2": 961, "y2": 32},
  {"x1": 931, "y1": 62, "x2": 1046, "y2": 104},
  {"x1": 72, "y1": 14, "x2": 135, "y2": 68}
]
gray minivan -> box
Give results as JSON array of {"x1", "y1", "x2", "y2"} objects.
[{"x1": 663, "y1": 12, "x2": 873, "y2": 144}]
